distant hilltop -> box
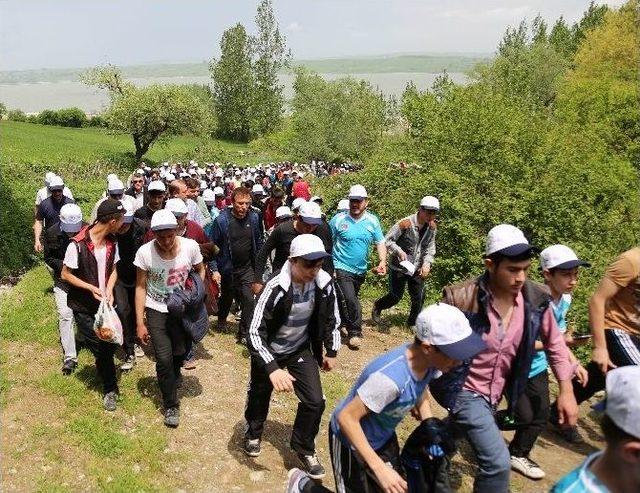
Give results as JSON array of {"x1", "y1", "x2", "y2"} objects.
[{"x1": 0, "y1": 53, "x2": 491, "y2": 84}]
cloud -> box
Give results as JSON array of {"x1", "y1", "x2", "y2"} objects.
[{"x1": 286, "y1": 21, "x2": 302, "y2": 33}]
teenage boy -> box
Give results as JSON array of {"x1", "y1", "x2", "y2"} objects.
[
  {"x1": 431, "y1": 224, "x2": 579, "y2": 493},
  {"x1": 372, "y1": 195, "x2": 439, "y2": 329},
  {"x1": 330, "y1": 303, "x2": 486, "y2": 493},
  {"x1": 61, "y1": 199, "x2": 124, "y2": 411},
  {"x1": 134, "y1": 209, "x2": 205, "y2": 427},
  {"x1": 244, "y1": 234, "x2": 341, "y2": 479},
  {"x1": 509, "y1": 244, "x2": 590, "y2": 480},
  {"x1": 552, "y1": 366, "x2": 640, "y2": 493},
  {"x1": 134, "y1": 180, "x2": 166, "y2": 228},
  {"x1": 330, "y1": 184, "x2": 387, "y2": 349}
]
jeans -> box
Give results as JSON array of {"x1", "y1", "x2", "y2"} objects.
[
  {"x1": 218, "y1": 266, "x2": 255, "y2": 340},
  {"x1": 113, "y1": 281, "x2": 136, "y2": 357},
  {"x1": 245, "y1": 348, "x2": 325, "y2": 456},
  {"x1": 449, "y1": 390, "x2": 510, "y2": 493},
  {"x1": 53, "y1": 286, "x2": 76, "y2": 362},
  {"x1": 335, "y1": 269, "x2": 366, "y2": 337},
  {"x1": 509, "y1": 370, "x2": 550, "y2": 458},
  {"x1": 146, "y1": 308, "x2": 186, "y2": 409},
  {"x1": 73, "y1": 311, "x2": 118, "y2": 395},
  {"x1": 374, "y1": 269, "x2": 425, "y2": 326}
]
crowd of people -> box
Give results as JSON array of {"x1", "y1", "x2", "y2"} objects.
[{"x1": 32, "y1": 161, "x2": 640, "y2": 493}]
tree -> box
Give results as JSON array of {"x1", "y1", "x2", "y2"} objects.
[
  {"x1": 210, "y1": 24, "x2": 254, "y2": 142},
  {"x1": 549, "y1": 17, "x2": 574, "y2": 57},
  {"x1": 0, "y1": 102, "x2": 6, "y2": 119},
  {"x1": 250, "y1": 0, "x2": 290, "y2": 136}
]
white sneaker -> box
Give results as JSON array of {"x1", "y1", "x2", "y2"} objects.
[
  {"x1": 285, "y1": 468, "x2": 308, "y2": 493},
  {"x1": 348, "y1": 336, "x2": 361, "y2": 349},
  {"x1": 134, "y1": 344, "x2": 144, "y2": 358},
  {"x1": 510, "y1": 456, "x2": 545, "y2": 479}
]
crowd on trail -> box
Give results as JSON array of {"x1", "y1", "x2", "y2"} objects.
[{"x1": 32, "y1": 160, "x2": 640, "y2": 493}]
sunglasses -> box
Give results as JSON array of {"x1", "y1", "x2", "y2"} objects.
[
  {"x1": 420, "y1": 207, "x2": 438, "y2": 212},
  {"x1": 300, "y1": 258, "x2": 324, "y2": 269}
]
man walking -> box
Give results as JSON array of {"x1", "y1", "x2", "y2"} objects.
[{"x1": 34, "y1": 175, "x2": 75, "y2": 253}]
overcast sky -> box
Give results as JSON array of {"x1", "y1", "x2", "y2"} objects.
[{"x1": 0, "y1": 0, "x2": 625, "y2": 71}]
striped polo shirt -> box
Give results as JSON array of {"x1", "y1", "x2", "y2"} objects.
[{"x1": 269, "y1": 280, "x2": 315, "y2": 356}]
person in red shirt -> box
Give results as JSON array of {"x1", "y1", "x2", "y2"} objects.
[
  {"x1": 263, "y1": 187, "x2": 285, "y2": 231},
  {"x1": 291, "y1": 174, "x2": 311, "y2": 201}
]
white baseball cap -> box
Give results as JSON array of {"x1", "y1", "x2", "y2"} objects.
[
  {"x1": 276, "y1": 206, "x2": 292, "y2": 219},
  {"x1": 165, "y1": 173, "x2": 176, "y2": 181},
  {"x1": 290, "y1": 234, "x2": 330, "y2": 261},
  {"x1": 593, "y1": 366, "x2": 640, "y2": 439},
  {"x1": 165, "y1": 198, "x2": 188, "y2": 217},
  {"x1": 485, "y1": 224, "x2": 537, "y2": 257},
  {"x1": 348, "y1": 184, "x2": 368, "y2": 200},
  {"x1": 252, "y1": 184, "x2": 265, "y2": 195},
  {"x1": 213, "y1": 186, "x2": 225, "y2": 196},
  {"x1": 298, "y1": 201, "x2": 323, "y2": 225},
  {"x1": 337, "y1": 199, "x2": 349, "y2": 211},
  {"x1": 292, "y1": 197, "x2": 306, "y2": 211},
  {"x1": 148, "y1": 180, "x2": 166, "y2": 193},
  {"x1": 45, "y1": 172, "x2": 56, "y2": 185},
  {"x1": 310, "y1": 195, "x2": 323, "y2": 204},
  {"x1": 215, "y1": 170, "x2": 224, "y2": 178},
  {"x1": 122, "y1": 203, "x2": 134, "y2": 224},
  {"x1": 150, "y1": 209, "x2": 178, "y2": 231},
  {"x1": 48, "y1": 175, "x2": 65, "y2": 191},
  {"x1": 202, "y1": 189, "x2": 216, "y2": 204},
  {"x1": 107, "y1": 178, "x2": 125, "y2": 195},
  {"x1": 199, "y1": 180, "x2": 207, "y2": 190},
  {"x1": 415, "y1": 303, "x2": 486, "y2": 360},
  {"x1": 420, "y1": 196, "x2": 440, "y2": 211},
  {"x1": 540, "y1": 245, "x2": 591, "y2": 271},
  {"x1": 59, "y1": 203, "x2": 83, "y2": 233}
]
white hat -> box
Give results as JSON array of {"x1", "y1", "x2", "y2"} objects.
[
  {"x1": 135, "y1": 168, "x2": 145, "y2": 176},
  {"x1": 107, "y1": 178, "x2": 125, "y2": 194},
  {"x1": 165, "y1": 173, "x2": 176, "y2": 181},
  {"x1": 298, "y1": 201, "x2": 323, "y2": 225},
  {"x1": 415, "y1": 303, "x2": 486, "y2": 360},
  {"x1": 106, "y1": 173, "x2": 118, "y2": 182},
  {"x1": 290, "y1": 234, "x2": 330, "y2": 261},
  {"x1": 122, "y1": 203, "x2": 134, "y2": 224},
  {"x1": 337, "y1": 199, "x2": 349, "y2": 211},
  {"x1": 276, "y1": 206, "x2": 293, "y2": 219},
  {"x1": 199, "y1": 180, "x2": 207, "y2": 190},
  {"x1": 252, "y1": 184, "x2": 265, "y2": 195},
  {"x1": 165, "y1": 198, "x2": 188, "y2": 217},
  {"x1": 202, "y1": 189, "x2": 216, "y2": 203},
  {"x1": 150, "y1": 209, "x2": 178, "y2": 231},
  {"x1": 310, "y1": 195, "x2": 323, "y2": 204},
  {"x1": 485, "y1": 224, "x2": 537, "y2": 257},
  {"x1": 540, "y1": 245, "x2": 591, "y2": 271},
  {"x1": 48, "y1": 175, "x2": 64, "y2": 190},
  {"x1": 215, "y1": 170, "x2": 224, "y2": 178},
  {"x1": 148, "y1": 180, "x2": 166, "y2": 193},
  {"x1": 292, "y1": 197, "x2": 306, "y2": 211},
  {"x1": 593, "y1": 366, "x2": 640, "y2": 439},
  {"x1": 235, "y1": 170, "x2": 242, "y2": 176},
  {"x1": 420, "y1": 196, "x2": 440, "y2": 211},
  {"x1": 348, "y1": 184, "x2": 368, "y2": 200},
  {"x1": 45, "y1": 171, "x2": 56, "y2": 185},
  {"x1": 59, "y1": 203, "x2": 83, "y2": 233},
  {"x1": 213, "y1": 186, "x2": 225, "y2": 196}
]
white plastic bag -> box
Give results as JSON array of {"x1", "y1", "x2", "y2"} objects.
[{"x1": 93, "y1": 299, "x2": 124, "y2": 345}]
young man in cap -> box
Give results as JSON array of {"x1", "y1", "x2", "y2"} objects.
[
  {"x1": 552, "y1": 366, "x2": 640, "y2": 493},
  {"x1": 34, "y1": 175, "x2": 75, "y2": 253},
  {"x1": 509, "y1": 244, "x2": 590, "y2": 479},
  {"x1": 134, "y1": 209, "x2": 205, "y2": 427},
  {"x1": 90, "y1": 178, "x2": 136, "y2": 222},
  {"x1": 43, "y1": 203, "x2": 86, "y2": 375},
  {"x1": 244, "y1": 234, "x2": 341, "y2": 479},
  {"x1": 551, "y1": 245, "x2": 640, "y2": 444},
  {"x1": 330, "y1": 184, "x2": 387, "y2": 349},
  {"x1": 61, "y1": 199, "x2": 124, "y2": 411},
  {"x1": 253, "y1": 201, "x2": 333, "y2": 292},
  {"x1": 328, "y1": 303, "x2": 486, "y2": 493},
  {"x1": 134, "y1": 180, "x2": 167, "y2": 231},
  {"x1": 372, "y1": 195, "x2": 439, "y2": 329},
  {"x1": 431, "y1": 224, "x2": 579, "y2": 493},
  {"x1": 185, "y1": 177, "x2": 212, "y2": 228}
]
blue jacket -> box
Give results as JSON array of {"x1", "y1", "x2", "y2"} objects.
[
  {"x1": 166, "y1": 271, "x2": 208, "y2": 343},
  {"x1": 430, "y1": 272, "x2": 550, "y2": 415},
  {"x1": 209, "y1": 207, "x2": 264, "y2": 275}
]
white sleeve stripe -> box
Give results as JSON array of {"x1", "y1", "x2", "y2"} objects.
[
  {"x1": 248, "y1": 277, "x2": 280, "y2": 365},
  {"x1": 332, "y1": 289, "x2": 341, "y2": 352}
]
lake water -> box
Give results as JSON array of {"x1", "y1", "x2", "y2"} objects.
[{"x1": 0, "y1": 72, "x2": 467, "y2": 114}]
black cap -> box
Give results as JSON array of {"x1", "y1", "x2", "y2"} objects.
[{"x1": 96, "y1": 198, "x2": 124, "y2": 220}]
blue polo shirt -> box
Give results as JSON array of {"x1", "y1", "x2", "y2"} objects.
[
  {"x1": 330, "y1": 211, "x2": 384, "y2": 275},
  {"x1": 551, "y1": 452, "x2": 609, "y2": 493},
  {"x1": 529, "y1": 293, "x2": 571, "y2": 378}
]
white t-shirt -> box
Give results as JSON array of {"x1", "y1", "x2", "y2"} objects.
[
  {"x1": 133, "y1": 236, "x2": 203, "y2": 313},
  {"x1": 63, "y1": 241, "x2": 120, "y2": 293},
  {"x1": 35, "y1": 186, "x2": 74, "y2": 205}
]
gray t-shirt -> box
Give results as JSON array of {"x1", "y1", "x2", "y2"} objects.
[{"x1": 269, "y1": 281, "x2": 315, "y2": 356}]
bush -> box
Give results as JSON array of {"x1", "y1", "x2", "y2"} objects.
[
  {"x1": 55, "y1": 107, "x2": 87, "y2": 127},
  {"x1": 7, "y1": 109, "x2": 27, "y2": 122},
  {"x1": 87, "y1": 115, "x2": 108, "y2": 127}
]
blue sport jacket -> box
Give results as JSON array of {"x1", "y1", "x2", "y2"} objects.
[{"x1": 209, "y1": 207, "x2": 264, "y2": 275}]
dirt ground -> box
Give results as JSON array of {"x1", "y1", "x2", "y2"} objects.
[{"x1": 1, "y1": 311, "x2": 604, "y2": 493}]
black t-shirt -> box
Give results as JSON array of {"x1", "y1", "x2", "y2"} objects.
[
  {"x1": 229, "y1": 213, "x2": 253, "y2": 270},
  {"x1": 36, "y1": 196, "x2": 75, "y2": 229}
]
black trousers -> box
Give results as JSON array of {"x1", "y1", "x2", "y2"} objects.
[
  {"x1": 374, "y1": 269, "x2": 426, "y2": 327},
  {"x1": 73, "y1": 311, "x2": 118, "y2": 395},
  {"x1": 245, "y1": 348, "x2": 325, "y2": 456},
  {"x1": 113, "y1": 281, "x2": 136, "y2": 357},
  {"x1": 335, "y1": 269, "x2": 366, "y2": 337},
  {"x1": 146, "y1": 308, "x2": 186, "y2": 409},
  {"x1": 218, "y1": 266, "x2": 255, "y2": 339},
  {"x1": 508, "y1": 370, "x2": 550, "y2": 458},
  {"x1": 329, "y1": 427, "x2": 402, "y2": 493}
]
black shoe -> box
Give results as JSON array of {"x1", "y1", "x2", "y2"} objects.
[
  {"x1": 62, "y1": 359, "x2": 77, "y2": 375},
  {"x1": 371, "y1": 306, "x2": 382, "y2": 325},
  {"x1": 298, "y1": 453, "x2": 326, "y2": 480},
  {"x1": 164, "y1": 407, "x2": 180, "y2": 428},
  {"x1": 236, "y1": 335, "x2": 247, "y2": 346},
  {"x1": 243, "y1": 438, "x2": 261, "y2": 457},
  {"x1": 556, "y1": 425, "x2": 584, "y2": 443}
]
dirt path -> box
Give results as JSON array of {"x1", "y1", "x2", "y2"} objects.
[{"x1": 2, "y1": 307, "x2": 604, "y2": 492}]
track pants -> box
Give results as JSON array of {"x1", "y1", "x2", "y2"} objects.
[
  {"x1": 335, "y1": 269, "x2": 365, "y2": 338},
  {"x1": 53, "y1": 286, "x2": 77, "y2": 362},
  {"x1": 508, "y1": 370, "x2": 550, "y2": 458},
  {"x1": 374, "y1": 269, "x2": 425, "y2": 327},
  {"x1": 218, "y1": 266, "x2": 255, "y2": 339}
]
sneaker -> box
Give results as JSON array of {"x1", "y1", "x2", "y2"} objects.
[
  {"x1": 243, "y1": 438, "x2": 261, "y2": 457},
  {"x1": 134, "y1": 344, "x2": 145, "y2": 358},
  {"x1": 371, "y1": 307, "x2": 382, "y2": 325},
  {"x1": 164, "y1": 407, "x2": 180, "y2": 428},
  {"x1": 236, "y1": 335, "x2": 247, "y2": 346},
  {"x1": 298, "y1": 453, "x2": 326, "y2": 480},
  {"x1": 285, "y1": 468, "x2": 309, "y2": 493},
  {"x1": 347, "y1": 336, "x2": 361, "y2": 350},
  {"x1": 556, "y1": 425, "x2": 584, "y2": 443},
  {"x1": 182, "y1": 358, "x2": 197, "y2": 370},
  {"x1": 103, "y1": 391, "x2": 118, "y2": 412},
  {"x1": 510, "y1": 456, "x2": 545, "y2": 480},
  {"x1": 61, "y1": 359, "x2": 77, "y2": 375},
  {"x1": 217, "y1": 320, "x2": 228, "y2": 332},
  {"x1": 120, "y1": 354, "x2": 136, "y2": 371}
]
